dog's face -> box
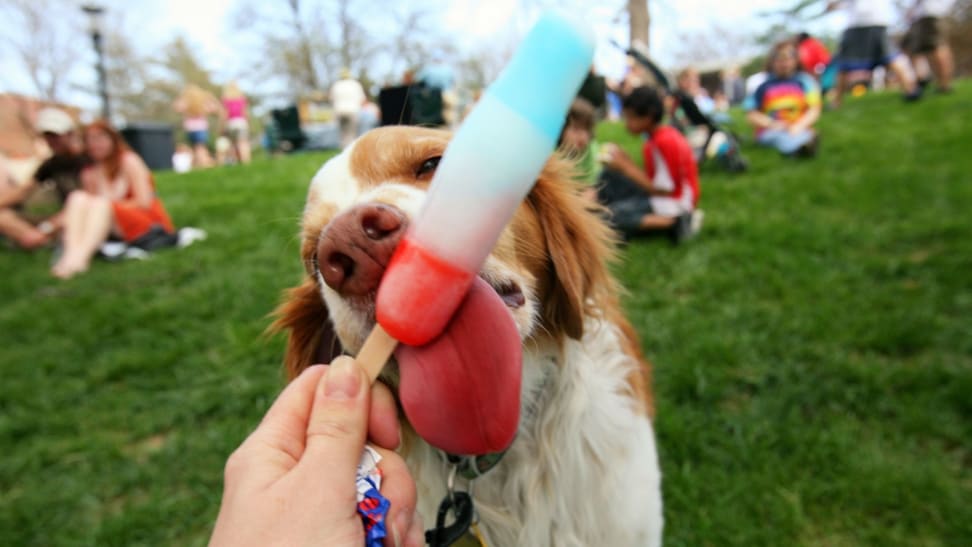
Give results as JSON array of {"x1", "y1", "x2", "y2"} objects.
[{"x1": 274, "y1": 125, "x2": 642, "y2": 407}]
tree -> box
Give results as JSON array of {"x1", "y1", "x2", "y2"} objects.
[
  {"x1": 951, "y1": 0, "x2": 972, "y2": 76},
  {"x1": 670, "y1": 24, "x2": 761, "y2": 70},
  {"x1": 231, "y1": 0, "x2": 389, "y2": 100},
  {"x1": 100, "y1": 28, "x2": 151, "y2": 123},
  {"x1": 627, "y1": 0, "x2": 650, "y2": 50},
  {"x1": 456, "y1": 43, "x2": 515, "y2": 92},
  {"x1": 0, "y1": 0, "x2": 82, "y2": 102},
  {"x1": 95, "y1": 32, "x2": 222, "y2": 125},
  {"x1": 230, "y1": 0, "x2": 478, "y2": 102},
  {"x1": 231, "y1": 0, "x2": 329, "y2": 100}
]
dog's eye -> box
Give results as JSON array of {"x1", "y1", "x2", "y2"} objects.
[{"x1": 415, "y1": 156, "x2": 441, "y2": 179}]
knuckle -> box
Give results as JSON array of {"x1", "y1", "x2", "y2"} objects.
[
  {"x1": 223, "y1": 448, "x2": 251, "y2": 481},
  {"x1": 306, "y1": 415, "x2": 358, "y2": 442}
]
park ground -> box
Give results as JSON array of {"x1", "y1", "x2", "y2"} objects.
[{"x1": 1, "y1": 82, "x2": 970, "y2": 545}]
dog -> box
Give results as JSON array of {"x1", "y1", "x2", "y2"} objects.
[{"x1": 273, "y1": 126, "x2": 662, "y2": 546}]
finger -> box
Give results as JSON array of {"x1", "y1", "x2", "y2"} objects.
[
  {"x1": 300, "y1": 356, "x2": 369, "y2": 478},
  {"x1": 404, "y1": 510, "x2": 425, "y2": 547},
  {"x1": 240, "y1": 364, "x2": 328, "y2": 468},
  {"x1": 372, "y1": 447, "x2": 418, "y2": 547},
  {"x1": 388, "y1": 509, "x2": 424, "y2": 547},
  {"x1": 369, "y1": 382, "x2": 401, "y2": 450}
]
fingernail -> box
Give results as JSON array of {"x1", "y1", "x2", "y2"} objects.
[{"x1": 324, "y1": 357, "x2": 361, "y2": 399}]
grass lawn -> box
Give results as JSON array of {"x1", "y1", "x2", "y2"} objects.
[{"x1": 2, "y1": 82, "x2": 971, "y2": 546}]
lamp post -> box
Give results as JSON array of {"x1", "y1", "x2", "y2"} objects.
[{"x1": 81, "y1": 4, "x2": 110, "y2": 120}]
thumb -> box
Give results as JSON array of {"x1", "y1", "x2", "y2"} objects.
[{"x1": 301, "y1": 356, "x2": 370, "y2": 476}]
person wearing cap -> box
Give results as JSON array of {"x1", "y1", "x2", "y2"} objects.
[{"x1": 0, "y1": 107, "x2": 86, "y2": 249}]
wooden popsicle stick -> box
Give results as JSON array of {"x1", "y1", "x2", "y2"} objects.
[{"x1": 356, "y1": 323, "x2": 398, "y2": 382}]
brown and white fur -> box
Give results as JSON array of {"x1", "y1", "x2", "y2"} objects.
[{"x1": 273, "y1": 126, "x2": 662, "y2": 546}]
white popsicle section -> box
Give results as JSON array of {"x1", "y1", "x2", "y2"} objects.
[{"x1": 409, "y1": 93, "x2": 554, "y2": 271}]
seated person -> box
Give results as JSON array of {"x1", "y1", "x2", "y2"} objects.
[
  {"x1": 675, "y1": 67, "x2": 715, "y2": 116},
  {"x1": 557, "y1": 98, "x2": 602, "y2": 190},
  {"x1": 598, "y1": 86, "x2": 701, "y2": 244},
  {"x1": 669, "y1": 70, "x2": 741, "y2": 170},
  {"x1": 51, "y1": 120, "x2": 175, "y2": 279},
  {"x1": 795, "y1": 32, "x2": 832, "y2": 84},
  {"x1": 0, "y1": 108, "x2": 86, "y2": 249},
  {"x1": 743, "y1": 40, "x2": 822, "y2": 157}
]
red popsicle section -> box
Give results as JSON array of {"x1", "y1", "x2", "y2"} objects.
[{"x1": 376, "y1": 235, "x2": 476, "y2": 347}]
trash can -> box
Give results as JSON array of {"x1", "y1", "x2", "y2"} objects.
[
  {"x1": 270, "y1": 106, "x2": 306, "y2": 152},
  {"x1": 378, "y1": 84, "x2": 443, "y2": 127},
  {"x1": 121, "y1": 123, "x2": 175, "y2": 171}
]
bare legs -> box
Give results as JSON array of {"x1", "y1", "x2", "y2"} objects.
[
  {"x1": 0, "y1": 209, "x2": 49, "y2": 249},
  {"x1": 639, "y1": 214, "x2": 675, "y2": 230},
  {"x1": 236, "y1": 138, "x2": 251, "y2": 164},
  {"x1": 929, "y1": 45, "x2": 954, "y2": 91},
  {"x1": 832, "y1": 56, "x2": 920, "y2": 108},
  {"x1": 51, "y1": 191, "x2": 113, "y2": 279},
  {"x1": 888, "y1": 56, "x2": 919, "y2": 96},
  {"x1": 833, "y1": 71, "x2": 849, "y2": 108},
  {"x1": 193, "y1": 143, "x2": 214, "y2": 168}
]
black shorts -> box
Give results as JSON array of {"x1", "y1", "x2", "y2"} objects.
[
  {"x1": 837, "y1": 26, "x2": 896, "y2": 71},
  {"x1": 904, "y1": 17, "x2": 947, "y2": 54},
  {"x1": 596, "y1": 169, "x2": 652, "y2": 236}
]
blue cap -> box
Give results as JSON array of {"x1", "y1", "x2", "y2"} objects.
[{"x1": 487, "y1": 12, "x2": 595, "y2": 143}]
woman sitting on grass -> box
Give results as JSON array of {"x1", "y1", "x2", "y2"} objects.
[
  {"x1": 743, "y1": 40, "x2": 822, "y2": 157},
  {"x1": 51, "y1": 121, "x2": 174, "y2": 279}
]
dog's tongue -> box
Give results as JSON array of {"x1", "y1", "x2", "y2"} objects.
[{"x1": 394, "y1": 277, "x2": 522, "y2": 455}]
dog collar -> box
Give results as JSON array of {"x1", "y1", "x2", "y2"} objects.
[{"x1": 446, "y1": 450, "x2": 509, "y2": 480}]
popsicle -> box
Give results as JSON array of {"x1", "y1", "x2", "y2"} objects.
[{"x1": 357, "y1": 11, "x2": 595, "y2": 455}]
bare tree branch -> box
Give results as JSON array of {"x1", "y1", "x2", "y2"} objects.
[{"x1": 1, "y1": 0, "x2": 82, "y2": 101}]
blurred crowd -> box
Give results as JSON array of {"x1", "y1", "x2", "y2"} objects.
[
  {"x1": 0, "y1": 0, "x2": 962, "y2": 272},
  {"x1": 554, "y1": 0, "x2": 958, "y2": 245},
  {"x1": 0, "y1": 109, "x2": 179, "y2": 278}
]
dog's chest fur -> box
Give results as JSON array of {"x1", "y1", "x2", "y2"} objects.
[{"x1": 404, "y1": 318, "x2": 662, "y2": 546}]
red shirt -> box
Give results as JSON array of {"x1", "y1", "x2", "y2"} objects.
[
  {"x1": 643, "y1": 125, "x2": 700, "y2": 207},
  {"x1": 798, "y1": 37, "x2": 831, "y2": 75}
]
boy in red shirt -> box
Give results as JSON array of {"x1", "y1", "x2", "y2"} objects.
[{"x1": 600, "y1": 86, "x2": 701, "y2": 243}]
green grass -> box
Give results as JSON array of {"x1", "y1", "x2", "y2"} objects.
[{"x1": 3, "y1": 83, "x2": 971, "y2": 546}]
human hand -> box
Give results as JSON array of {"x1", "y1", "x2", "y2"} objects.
[
  {"x1": 209, "y1": 357, "x2": 423, "y2": 547},
  {"x1": 600, "y1": 142, "x2": 631, "y2": 171}
]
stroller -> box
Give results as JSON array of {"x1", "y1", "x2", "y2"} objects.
[{"x1": 618, "y1": 41, "x2": 748, "y2": 173}]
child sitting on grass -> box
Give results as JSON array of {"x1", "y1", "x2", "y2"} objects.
[
  {"x1": 558, "y1": 98, "x2": 603, "y2": 189},
  {"x1": 598, "y1": 86, "x2": 702, "y2": 244},
  {"x1": 744, "y1": 40, "x2": 822, "y2": 157}
]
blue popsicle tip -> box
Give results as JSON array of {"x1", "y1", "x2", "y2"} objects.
[{"x1": 487, "y1": 11, "x2": 596, "y2": 143}]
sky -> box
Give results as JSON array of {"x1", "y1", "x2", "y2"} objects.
[{"x1": 2, "y1": 0, "x2": 851, "y2": 113}]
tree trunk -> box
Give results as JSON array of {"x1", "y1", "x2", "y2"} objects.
[
  {"x1": 287, "y1": 0, "x2": 320, "y2": 92},
  {"x1": 627, "y1": 0, "x2": 650, "y2": 50}
]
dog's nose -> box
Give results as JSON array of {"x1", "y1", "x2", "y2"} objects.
[{"x1": 317, "y1": 203, "x2": 408, "y2": 296}]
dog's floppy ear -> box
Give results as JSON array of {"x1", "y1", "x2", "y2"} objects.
[
  {"x1": 527, "y1": 156, "x2": 619, "y2": 340},
  {"x1": 269, "y1": 278, "x2": 343, "y2": 381}
]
